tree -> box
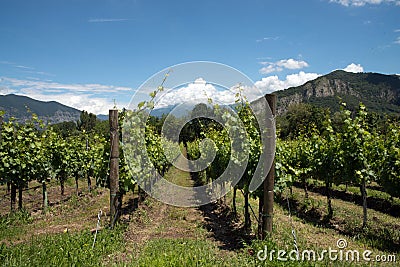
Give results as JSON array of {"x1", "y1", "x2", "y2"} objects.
[
  {"x1": 52, "y1": 121, "x2": 78, "y2": 137},
  {"x1": 77, "y1": 111, "x2": 97, "y2": 132},
  {"x1": 278, "y1": 103, "x2": 328, "y2": 139}
]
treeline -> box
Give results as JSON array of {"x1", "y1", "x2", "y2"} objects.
[
  {"x1": 277, "y1": 102, "x2": 400, "y2": 140},
  {"x1": 51, "y1": 110, "x2": 109, "y2": 137}
]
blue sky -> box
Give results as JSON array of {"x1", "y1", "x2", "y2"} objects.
[{"x1": 0, "y1": 0, "x2": 399, "y2": 114}]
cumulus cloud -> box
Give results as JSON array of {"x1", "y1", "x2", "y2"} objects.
[
  {"x1": 277, "y1": 59, "x2": 309, "y2": 69},
  {"x1": 343, "y1": 63, "x2": 364, "y2": 73},
  {"x1": 259, "y1": 59, "x2": 309, "y2": 74},
  {"x1": 155, "y1": 78, "x2": 239, "y2": 108},
  {"x1": 255, "y1": 71, "x2": 320, "y2": 93},
  {"x1": 259, "y1": 65, "x2": 283, "y2": 74},
  {"x1": 329, "y1": 0, "x2": 400, "y2": 6}
]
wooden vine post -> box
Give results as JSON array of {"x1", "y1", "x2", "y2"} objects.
[
  {"x1": 109, "y1": 109, "x2": 120, "y2": 228},
  {"x1": 261, "y1": 94, "x2": 276, "y2": 239}
]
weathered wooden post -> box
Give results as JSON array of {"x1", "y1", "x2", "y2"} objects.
[
  {"x1": 261, "y1": 94, "x2": 276, "y2": 238},
  {"x1": 109, "y1": 109, "x2": 120, "y2": 228}
]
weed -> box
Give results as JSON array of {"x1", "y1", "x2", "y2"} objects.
[{"x1": 0, "y1": 209, "x2": 32, "y2": 226}]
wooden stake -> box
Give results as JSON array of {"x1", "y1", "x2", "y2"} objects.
[
  {"x1": 42, "y1": 180, "x2": 48, "y2": 213},
  {"x1": 261, "y1": 94, "x2": 276, "y2": 238},
  {"x1": 109, "y1": 109, "x2": 120, "y2": 228}
]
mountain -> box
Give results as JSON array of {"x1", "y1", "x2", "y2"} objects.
[
  {"x1": 96, "y1": 114, "x2": 109, "y2": 121},
  {"x1": 274, "y1": 70, "x2": 400, "y2": 115},
  {"x1": 150, "y1": 103, "x2": 198, "y2": 118},
  {"x1": 0, "y1": 94, "x2": 81, "y2": 124}
]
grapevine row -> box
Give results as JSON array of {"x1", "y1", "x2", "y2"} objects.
[{"x1": 186, "y1": 101, "x2": 400, "y2": 229}]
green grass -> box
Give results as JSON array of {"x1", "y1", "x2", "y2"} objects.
[
  {"x1": 0, "y1": 209, "x2": 32, "y2": 241},
  {"x1": 0, "y1": 225, "x2": 125, "y2": 267},
  {"x1": 129, "y1": 238, "x2": 217, "y2": 266},
  {"x1": 128, "y1": 238, "x2": 246, "y2": 267},
  {"x1": 285, "y1": 186, "x2": 400, "y2": 254},
  {"x1": 127, "y1": 237, "x2": 345, "y2": 267},
  {"x1": 222, "y1": 185, "x2": 399, "y2": 266}
]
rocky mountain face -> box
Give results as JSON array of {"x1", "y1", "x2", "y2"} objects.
[
  {"x1": 274, "y1": 70, "x2": 400, "y2": 115},
  {"x1": 0, "y1": 94, "x2": 81, "y2": 124}
]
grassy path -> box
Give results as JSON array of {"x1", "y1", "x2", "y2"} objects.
[{"x1": 119, "y1": 150, "x2": 250, "y2": 266}]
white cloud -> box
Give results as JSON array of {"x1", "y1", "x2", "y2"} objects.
[
  {"x1": 21, "y1": 70, "x2": 54, "y2": 77},
  {"x1": 394, "y1": 37, "x2": 400, "y2": 44},
  {"x1": 276, "y1": 59, "x2": 309, "y2": 69},
  {"x1": 259, "y1": 65, "x2": 283, "y2": 74},
  {"x1": 0, "y1": 77, "x2": 132, "y2": 114},
  {"x1": 153, "y1": 63, "x2": 316, "y2": 104},
  {"x1": 0, "y1": 61, "x2": 15, "y2": 65},
  {"x1": 0, "y1": 61, "x2": 54, "y2": 76},
  {"x1": 155, "y1": 78, "x2": 237, "y2": 108},
  {"x1": 259, "y1": 58, "x2": 309, "y2": 74},
  {"x1": 154, "y1": 77, "x2": 270, "y2": 110},
  {"x1": 255, "y1": 71, "x2": 321, "y2": 93},
  {"x1": 329, "y1": 0, "x2": 400, "y2": 6},
  {"x1": 343, "y1": 63, "x2": 364, "y2": 73},
  {"x1": 1, "y1": 77, "x2": 131, "y2": 93},
  {"x1": 15, "y1": 65, "x2": 34, "y2": 70},
  {"x1": 256, "y1": 36, "x2": 279, "y2": 42},
  {"x1": 17, "y1": 91, "x2": 115, "y2": 115}
]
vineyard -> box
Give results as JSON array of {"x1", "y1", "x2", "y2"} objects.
[{"x1": 0, "y1": 88, "x2": 399, "y2": 266}]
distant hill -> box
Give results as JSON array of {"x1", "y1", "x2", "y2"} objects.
[
  {"x1": 96, "y1": 114, "x2": 109, "y2": 121},
  {"x1": 274, "y1": 70, "x2": 400, "y2": 115},
  {"x1": 0, "y1": 94, "x2": 81, "y2": 124}
]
